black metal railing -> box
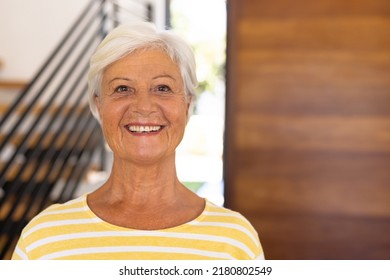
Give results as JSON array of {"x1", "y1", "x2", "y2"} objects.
[{"x1": 0, "y1": 0, "x2": 156, "y2": 259}]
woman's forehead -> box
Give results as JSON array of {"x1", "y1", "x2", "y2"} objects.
[{"x1": 106, "y1": 49, "x2": 179, "y2": 72}]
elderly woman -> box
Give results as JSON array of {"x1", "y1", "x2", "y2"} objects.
[{"x1": 12, "y1": 22, "x2": 264, "y2": 260}]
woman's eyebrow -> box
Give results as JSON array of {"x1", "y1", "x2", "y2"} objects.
[
  {"x1": 109, "y1": 77, "x2": 133, "y2": 84},
  {"x1": 152, "y1": 74, "x2": 177, "y2": 81}
]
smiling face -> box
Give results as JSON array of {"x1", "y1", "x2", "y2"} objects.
[{"x1": 96, "y1": 48, "x2": 191, "y2": 165}]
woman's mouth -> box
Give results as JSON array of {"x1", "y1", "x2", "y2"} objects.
[{"x1": 125, "y1": 125, "x2": 164, "y2": 134}]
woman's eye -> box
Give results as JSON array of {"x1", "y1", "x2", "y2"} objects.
[
  {"x1": 114, "y1": 85, "x2": 129, "y2": 93},
  {"x1": 156, "y1": 85, "x2": 172, "y2": 93}
]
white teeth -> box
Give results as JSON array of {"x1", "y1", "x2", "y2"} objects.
[{"x1": 127, "y1": 125, "x2": 162, "y2": 133}]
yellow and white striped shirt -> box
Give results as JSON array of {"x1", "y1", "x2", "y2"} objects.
[{"x1": 12, "y1": 195, "x2": 264, "y2": 260}]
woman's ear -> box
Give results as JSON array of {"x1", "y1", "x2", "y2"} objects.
[
  {"x1": 186, "y1": 95, "x2": 193, "y2": 123},
  {"x1": 94, "y1": 94, "x2": 103, "y2": 120},
  {"x1": 186, "y1": 95, "x2": 192, "y2": 112}
]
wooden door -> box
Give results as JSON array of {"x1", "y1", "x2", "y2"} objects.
[{"x1": 225, "y1": 0, "x2": 390, "y2": 259}]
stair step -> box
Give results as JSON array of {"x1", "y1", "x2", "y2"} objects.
[
  {"x1": 1, "y1": 132, "x2": 67, "y2": 151},
  {"x1": 1, "y1": 161, "x2": 56, "y2": 183},
  {"x1": 0, "y1": 124, "x2": 96, "y2": 158},
  {"x1": 0, "y1": 163, "x2": 100, "y2": 221},
  {"x1": 0, "y1": 168, "x2": 97, "y2": 259},
  {"x1": 0, "y1": 80, "x2": 27, "y2": 90},
  {"x1": 0, "y1": 194, "x2": 41, "y2": 222},
  {"x1": 0, "y1": 102, "x2": 87, "y2": 121},
  {"x1": 0, "y1": 150, "x2": 96, "y2": 184}
]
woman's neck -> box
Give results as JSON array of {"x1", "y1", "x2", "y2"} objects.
[
  {"x1": 98, "y1": 155, "x2": 182, "y2": 208},
  {"x1": 87, "y1": 154, "x2": 205, "y2": 230}
]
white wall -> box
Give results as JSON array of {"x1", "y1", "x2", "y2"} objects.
[
  {"x1": 0, "y1": 0, "x2": 90, "y2": 81},
  {"x1": 0, "y1": 0, "x2": 168, "y2": 82},
  {"x1": 0, "y1": 0, "x2": 167, "y2": 82}
]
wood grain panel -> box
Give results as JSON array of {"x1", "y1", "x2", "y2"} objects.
[
  {"x1": 235, "y1": 115, "x2": 390, "y2": 152},
  {"x1": 237, "y1": 0, "x2": 390, "y2": 19},
  {"x1": 226, "y1": 0, "x2": 390, "y2": 259},
  {"x1": 238, "y1": 51, "x2": 390, "y2": 89},
  {"x1": 239, "y1": 18, "x2": 390, "y2": 51},
  {"x1": 236, "y1": 51, "x2": 390, "y2": 115},
  {"x1": 248, "y1": 214, "x2": 390, "y2": 259},
  {"x1": 234, "y1": 150, "x2": 390, "y2": 217}
]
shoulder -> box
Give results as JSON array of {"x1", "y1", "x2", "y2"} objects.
[
  {"x1": 203, "y1": 200, "x2": 257, "y2": 229},
  {"x1": 197, "y1": 200, "x2": 265, "y2": 259},
  {"x1": 20, "y1": 195, "x2": 89, "y2": 238},
  {"x1": 28, "y1": 195, "x2": 87, "y2": 220},
  {"x1": 13, "y1": 195, "x2": 92, "y2": 260}
]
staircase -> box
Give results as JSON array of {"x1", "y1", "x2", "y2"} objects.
[{"x1": 0, "y1": 0, "x2": 159, "y2": 259}]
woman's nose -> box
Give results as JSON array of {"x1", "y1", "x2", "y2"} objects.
[{"x1": 133, "y1": 91, "x2": 157, "y2": 115}]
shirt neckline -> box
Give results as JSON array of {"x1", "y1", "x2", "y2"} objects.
[{"x1": 81, "y1": 193, "x2": 210, "y2": 232}]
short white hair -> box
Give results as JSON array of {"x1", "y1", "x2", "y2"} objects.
[{"x1": 87, "y1": 21, "x2": 198, "y2": 120}]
